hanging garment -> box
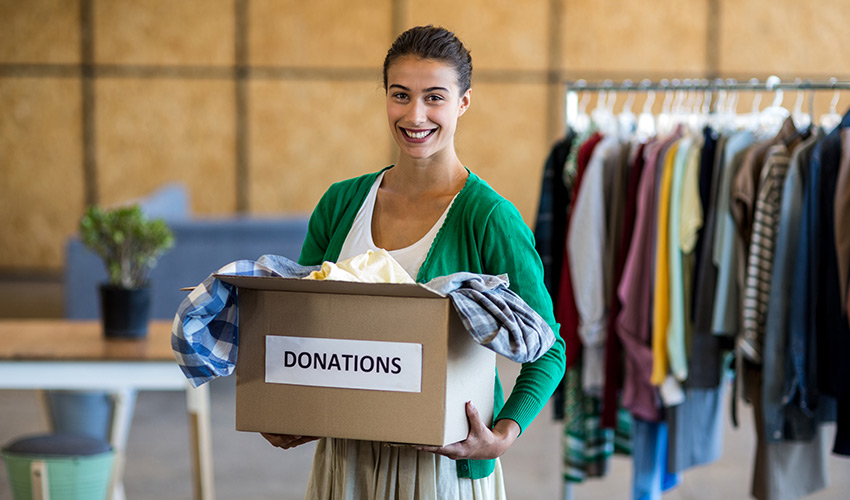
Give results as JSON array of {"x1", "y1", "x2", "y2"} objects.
[
  {"x1": 561, "y1": 363, "x2": 626, "y2": 483},
  {"x1": 738, "y1": 143, "x2": 797, "y2": 364},
  {"x1": 761, "y1": 130, "x2": 822, "y2": 443},
  {"x1": 617, "y1": 133, "x2": 679, "y2": 422},
  {"x1": 568, "y1": 135, "x2": 626, "y2": 394},
  {"x1": 631, "y1": 418, "x2": 680, "y2": 500},
  {"x1": 677, "y1": 140, "x2": 704, "y2": 385},
  {"x1": 557, "y1": 132, "x2": 604, "y2": 372},
  {"x1": 747, "y1": 366, "x2": 831, "y2": 500},
  {"x1": 534, "y1": 130, "x2": 576, "y2": 302},
  {"x1": 602, "y1": 142, "x2": 647, "y2": 428},
  {"x1": 731, "y1": 118, "x2": 800, "y2": 247},
  {"x1": 650, "y1": 140, "x2": 680, "y2": 387},
  {"x1": 666, "y1": 381, "x2": 728, "y2": 473},
  {"x1": 692, "y1": 127, "x2": 720, "y2": 283},
  {"x1": 835, "y1": 127, "x2": 850, "y2": 312},
  {"x1": 667, "y1": 137, "x2": 702, "y2": 383},
  {"x1": 537, "y1": 131, "x2": 580, "y2": 421},
  {"x1": 811, "y1": 110, "x2": 850, "y2": 456},
  {"x1": 785, "y1": 131, "x2": 834, "y2": 437},
  {"x1": 710, "y1": 131, "x2": 755, "y2": 337},
  {"x1": 689, "y1": 131, "x2": 728, "y2": 388},
  {"x1": 784, "y1": 120, "x2": 850, "y2": 433}
]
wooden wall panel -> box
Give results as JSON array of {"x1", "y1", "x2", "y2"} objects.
[
  {"x1": 0, "y1": 0, "x2": 80, "y2": 64},
  {"x1": 456, "y1": 82, "x2": 549, "y2": 223},
  {"x1": 94, "y1": 0, "x2": 234, "y2": 65},
  {"x1": 2, "y1": 0, "x2": 849, "y2": 273},
  {"x1": 0, "y1": 78, "x2": 84, "y2": 270},
  {"x1": 95, "y1": 79, "x2": 237, "y2": 215},
  {"x1": 718, "y1": 0, "x2": 850, "y2": 77},
  {"x1": 405, "y1": 0, "x2": 550, "y2": 71},
  {"x1": 249, "y1": 0, "x2": 392, "y2": 68},
  {"x1": 560, "y1": 0, "x2": 709, "y2": 75},
  {"x1": 248, "y1": 80, "x2": 392, "y2": 214}
]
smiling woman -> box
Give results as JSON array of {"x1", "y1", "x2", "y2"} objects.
[{"x1": 260, "y1": 25, "x2": 566, "y2": 500}]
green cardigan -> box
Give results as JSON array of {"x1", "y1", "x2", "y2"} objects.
[{"x1": 298, "y1": 167, "x2": 566, "y2": 479}]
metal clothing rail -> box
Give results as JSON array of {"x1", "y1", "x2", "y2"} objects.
[
  {"x1": 564, "y1": 77, "x2": 850, "y2": 92},
  {"x1": 563, "y1": 76, "x2": 850, "y2": 134}
]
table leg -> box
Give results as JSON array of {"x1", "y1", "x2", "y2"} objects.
[
  {"x1": 186, "y1": 382, "x2": 215, "y2": 500},
  {"x1": 37, "y1": 390, "x2": 53, "y2": 432},
  {"x1": 107, "y1": 389, "x2": 135, "y2": 500}
]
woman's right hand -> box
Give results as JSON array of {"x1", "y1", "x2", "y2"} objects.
[{"x1": 260, "y1": 433, "x2": 319, "y2": 450}]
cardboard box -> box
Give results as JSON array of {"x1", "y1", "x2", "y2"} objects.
[{"x1": 216, "y1": 275, "x2": 496, "y2": 446}]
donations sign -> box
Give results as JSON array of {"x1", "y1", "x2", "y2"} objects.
[{"x1": 265, "y1": 335, "x2": 423, "y2": 393}]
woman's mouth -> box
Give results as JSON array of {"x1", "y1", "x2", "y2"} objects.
[{"x1": 400, "y1": 127, "x2": 436, "y2": 142}]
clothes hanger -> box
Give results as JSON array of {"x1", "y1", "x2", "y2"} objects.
[
  {"x1": 818, "y1": 78, "x2": 842, "y2": 132},
  {"x1": 591, "y1": 80, "x2": 618, "y2": 136},
  {"x1": 566, "y1": 82, "x2": 591, "y2": 135},
  {"x1": 671, "y1": 79, "x2": 687, "y2": 128},
  {"x1": 657, "y1": 79, "x2": 675, "y2": 135},
  {"x1": 709, "y1": 84, "x2": 727, "y2": 130},
  {"x1": 744, "y1": 78, "x2": 763, "y2": 132},
  {"x1": 618, "y1": 80, "x2": 637, "y2": 138},
  {"x1": 636, "y1": 80, "x2": 656, "y2": 142},
  {"x1": 576, "y1": 89, "x2": 591, "y2": 135},
  {"x1": 791, "y1": 78, "x2": 813, "y2": 132},
  {"x1": 759, "y1": 75, "x2": 791, "y2": 136}
]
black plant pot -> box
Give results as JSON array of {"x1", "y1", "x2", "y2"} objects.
[{"x1": 99, "y1": 284, "x2": 152, "y2": 338}]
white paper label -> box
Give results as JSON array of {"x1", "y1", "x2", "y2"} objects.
[{"x1": 265, "y1": 336, "x2": 423, "y2": 393}]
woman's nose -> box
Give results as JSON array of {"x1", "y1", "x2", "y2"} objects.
[{"x1": 406, "y1": 100, "x2": 427, "y2": 124}]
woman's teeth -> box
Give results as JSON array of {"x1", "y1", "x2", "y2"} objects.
[{"x1": 404, "y1": 129, "x2": 432, "y2": 139}]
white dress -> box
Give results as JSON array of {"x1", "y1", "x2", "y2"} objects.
[{"x1": 305, "y1": 172, "x2": 506, "y2": 500}]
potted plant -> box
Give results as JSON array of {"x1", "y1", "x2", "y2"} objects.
[{"x1": 79, "y1": 204, "x2": 175, "y2": 338}]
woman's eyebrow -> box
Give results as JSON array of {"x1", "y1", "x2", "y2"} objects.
[{"x1": 388, "y1": 84, "x2": 449, "y2": 93}]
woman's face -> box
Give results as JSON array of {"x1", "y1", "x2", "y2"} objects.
[{"x1": 385, "y1": 55, "x2": 471, "y2": 164}]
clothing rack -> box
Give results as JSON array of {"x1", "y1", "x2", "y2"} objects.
[
  {"x1": 564, "y1": 77, "x2": 850, "y2": 129},
  {"x1": 565, "y1": 77, "x2": 850, "y2": 92},
  {"x1": 558, "y1": 75, "x2": 849, "y2": 500}
]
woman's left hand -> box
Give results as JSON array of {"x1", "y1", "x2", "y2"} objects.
[{"x1": 416, "y1": 401, "x2": 520, "y2": 460}]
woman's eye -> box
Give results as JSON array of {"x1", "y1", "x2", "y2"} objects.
[
  {"x1": 426, "y1": 95, "x2": 444, "y2": 102},
  {"x1": 392, "y1": 92, "x2": 408, "y2": 100}
]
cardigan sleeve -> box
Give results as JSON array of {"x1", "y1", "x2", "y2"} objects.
[{"x1": 479, "y1": 200, "x2": 566, "y2": 433}]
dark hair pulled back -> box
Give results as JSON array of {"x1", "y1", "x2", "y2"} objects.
[{"x1": 383, "y1": 25, "x2": 472, "y2": 94}]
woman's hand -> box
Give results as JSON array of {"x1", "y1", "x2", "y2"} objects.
[
  {"x1": 260, "y1": 433, "x2": 319, "y2": 450},
  {"x1": 416, "y1": 401, "x2": 520, "y2": 460}
]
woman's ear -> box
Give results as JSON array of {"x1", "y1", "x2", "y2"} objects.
[{"x1": 458, "y1": 88, "x2": 472, "y2": 117}]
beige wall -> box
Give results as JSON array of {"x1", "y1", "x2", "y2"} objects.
[{"x1": 1, "y1": 0, "x2": 848, "y2": 271}]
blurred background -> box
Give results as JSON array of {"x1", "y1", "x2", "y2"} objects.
[
  {"x1": 2, "y1": 0, "x2": 849, "y2": 286},
  {"x1": 1, "y1": 0, "x2": 849, "y2": 499}
]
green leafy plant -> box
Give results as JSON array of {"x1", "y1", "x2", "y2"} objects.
[{"x1": 79, "y1": 204, "x2": 175, "y2": 288}]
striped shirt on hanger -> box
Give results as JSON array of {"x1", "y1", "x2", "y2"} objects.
[{"x1": 739, "y1": 145, "x2": 793, "y2": 363}]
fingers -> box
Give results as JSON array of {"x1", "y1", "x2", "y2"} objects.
[
  {"x1": 260, "y1": 432, "x2": 318, "y2": 450},
  {"x1": 415, "y1": 401, "x2": 483, "y2": 460},
  {"x1": 465, "y1": 401, "x2": 486, "y2": 433},
  {"x1": 416, "y1": 442, "x2": 466, "y2": 460}
]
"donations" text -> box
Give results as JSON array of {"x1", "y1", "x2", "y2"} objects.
[{"x1": 283, "y1": 351, "x2": 402, "y2": 374}]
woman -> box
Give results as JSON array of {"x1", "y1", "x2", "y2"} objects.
[{"x1": 262, "y1": 25, "x2": 566, "y2": 499}]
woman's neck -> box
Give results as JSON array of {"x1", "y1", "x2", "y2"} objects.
[{"x1": 387, "y1": 154, "x2": 468, "y2": 199}]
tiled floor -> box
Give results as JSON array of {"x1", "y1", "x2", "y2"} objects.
[{"x1": 1, "y1": 357, "x2": 848, "y2": 499}]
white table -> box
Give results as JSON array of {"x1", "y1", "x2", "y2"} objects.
[{"x1": 0, "y1": 320, "x2": 214, "y2": 500}]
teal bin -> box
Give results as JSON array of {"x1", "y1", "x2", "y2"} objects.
[{"x1": 2, "y1": 434, "x2": 114, "y2": 500}]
